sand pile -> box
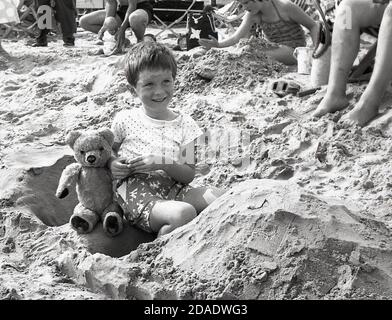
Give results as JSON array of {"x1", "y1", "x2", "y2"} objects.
[
  {"x1": 17, "y1": 179, "x2": 391, "y2": 300},
  {"x1": 175, "y1": 37, "x2": 288, "y2": 96}
]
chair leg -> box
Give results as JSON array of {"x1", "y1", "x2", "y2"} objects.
[
  {"x1": 349, "y1": 41, "x2": 378, "y2": 80},
  {"x1": 154, "y1": 14, "x2": 179, "y2": 38}
]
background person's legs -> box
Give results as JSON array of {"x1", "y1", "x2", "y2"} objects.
[
  {"x1": 342, "y1": 3, "x2": 392, "y2": 126},
  {"x1": 33, "y1": 0, "x2": 51, "y2": 46},
  {"x1": 129, "y1": 9, "x2": 149, "y2": 42},
  {"x1": 313, "y1": 0, "x2": 386, "y2": 118},
  {"x1": 54, "y1": 0, "x2": 77, "y2": 46}
]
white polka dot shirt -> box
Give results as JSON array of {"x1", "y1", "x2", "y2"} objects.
[{"x1": 111, "y1": 108, "x2": 203, "y2": 162}]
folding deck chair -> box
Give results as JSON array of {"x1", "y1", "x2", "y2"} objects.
[
  {"x1": 152, "y1": 0, "x2": 204, "y2": 38},
  {"x1": 211, "y1": 1, "x2": 245, "y2": 33}
]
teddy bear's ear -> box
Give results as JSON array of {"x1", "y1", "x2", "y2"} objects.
[
  {"x1": 65, "y1": 131, "x2": 82, "y2": 148},
  {"x1": 99, "y1": 129, "x2": 114, "y2": 146}
]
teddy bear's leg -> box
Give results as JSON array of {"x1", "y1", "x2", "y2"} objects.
[
  {"x1": 102, "y1": 202, "x2": 124, "y2": 237},
  {"x1": 70, "y1": 203, "x2": 100, "y2": 234}
]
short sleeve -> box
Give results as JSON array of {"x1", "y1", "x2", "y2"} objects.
[
  {"x1": 181, "y1": 114, "x2": 203, "y2": 146},
  {"x1": 111, "y1": 111, "x2": 126, "y2": 144}
]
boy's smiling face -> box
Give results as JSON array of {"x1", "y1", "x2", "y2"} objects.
[{"x1": 134, "y1": 68, "x2": 174, "y2": 117}]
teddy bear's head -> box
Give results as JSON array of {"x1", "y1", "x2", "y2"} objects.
[{"x1": 65, "y1": 129, "x2": 114, "y2": 167}]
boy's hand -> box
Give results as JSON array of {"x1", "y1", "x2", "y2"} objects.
[
  {"x1": 125, "y1": 154, "x2": 166, "y2": 173},
  {"x1": 110, "y1": 157, "x2": 133, "y2": 179}
]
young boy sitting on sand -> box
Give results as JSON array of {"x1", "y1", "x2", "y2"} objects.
[
  {"x1": 109, "y1": 41, "x2": 225, "y2": 236},
  {"x1": 199, "y1": 0, "x2": 319, "y2": 65}
]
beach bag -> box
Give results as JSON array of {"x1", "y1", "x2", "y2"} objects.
[{"x1": 186, "y1": 12, "x2": 218, "y2": 51}]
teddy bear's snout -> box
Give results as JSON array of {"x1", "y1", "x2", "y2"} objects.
[{"x1": 86, "y1": 155, "x2": 96, "y2": 164}]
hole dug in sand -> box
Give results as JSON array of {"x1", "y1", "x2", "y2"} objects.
[
  {"x1": 4, "y1": 154, "x2": 155, "y2": 258},
  {"x1": 14, "y1": 155, "x2": 77, "y2": 227}
]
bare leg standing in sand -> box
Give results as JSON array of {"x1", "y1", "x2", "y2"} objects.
[
  {"x1": 341, "y1": 2, "x2": 392, "y2": 126},
  {"x1": 313, "y1": 0, "x2": 390, "y2": 126}
]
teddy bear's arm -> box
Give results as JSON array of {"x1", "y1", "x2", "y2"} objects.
[{"x1": 55, "y1": 163, "x2": 82, "y2": 199}]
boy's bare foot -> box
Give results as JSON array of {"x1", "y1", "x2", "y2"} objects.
[
  {"x1": 340, "y1": 101, "x2": 379, "y2": 127},
  {"x1": 312, "y1": 95, "x2": 349, "y2": 118}
]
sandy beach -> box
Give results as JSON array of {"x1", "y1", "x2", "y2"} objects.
[{"x1": 1, "y1": 2, "x2": 392, "y2": 299}]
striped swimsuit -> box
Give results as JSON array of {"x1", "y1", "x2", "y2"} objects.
[{"x1": 260, "y1": 0, "x2": 306, "y2": 49}]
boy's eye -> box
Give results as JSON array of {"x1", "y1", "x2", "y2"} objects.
[{"x1": 144, "y1": 83, "x2": 153, "y2": 87}]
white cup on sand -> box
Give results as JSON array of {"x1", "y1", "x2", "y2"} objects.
[
  {"x1": 293, "y1": 47, "x2": 313, "y2": 75},
  {"x1": 311, "y1": 46, "x2": 331, "y2": 87}
]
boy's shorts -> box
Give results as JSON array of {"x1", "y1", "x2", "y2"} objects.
[{"x1": 114, "y1": 173, "x2": 192, "y2": 233}]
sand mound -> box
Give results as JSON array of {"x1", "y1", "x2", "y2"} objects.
[
  {"x1": 175, "y1": 37, "x2": 288, "y2": 96},
  {"x1": 35, "y1": 180, "x2": 391, "y2": 300}
]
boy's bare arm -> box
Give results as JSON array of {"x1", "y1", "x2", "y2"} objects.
[
  {"x1": 161, "y1": 162, "x2": 195, "y2": 185},
  {"x1": 107, "y1": 141, "x2": 120, "y2": 168}
]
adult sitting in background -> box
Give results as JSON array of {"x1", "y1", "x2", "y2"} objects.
[
  {"x1": 313, "y1": 0, "x2": 392, "y2": 127},
  {"x1": 79, "y1": 0, "x2": 153, "y2": 53}
]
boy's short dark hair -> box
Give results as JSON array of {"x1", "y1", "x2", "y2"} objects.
[{"x1": 124, "y1": 41, "x2": 177, "y2": 87}]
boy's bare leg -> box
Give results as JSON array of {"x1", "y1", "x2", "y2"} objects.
[
  {"x1": 181, "y1": 187, "x2": 226, "y2": 214},
  {"x1": 313, "y1": 0, "x2": 385, "y2": 118},
  {"x1": 342, "y1": 3, "x2": 392, "y2": 126},
  {"x1": 149, "y1": 200, "x2": 197, "y2": 236}
]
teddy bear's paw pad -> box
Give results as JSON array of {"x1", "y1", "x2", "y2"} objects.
[
  {"x1": 57, "y1": 188, "x2": 69, "y2": 199},
  {"x1": 70, "y1": 216, "x2": 92, "y2": 234},
  {"x1": 103, "y1": 213, "x2": 123, "y2": 237}
]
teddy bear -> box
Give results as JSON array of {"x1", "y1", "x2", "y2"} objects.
[{"x1": 56, "y1": 128, "x2": 123, "y2": 237}]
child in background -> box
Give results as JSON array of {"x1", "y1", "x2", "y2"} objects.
[
  {"x1": 110, "y1": 41, "x2": 225, "y2": 236},
  {"x1": 199, "y1": 0, "x2": 319, "y2": 65}
]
